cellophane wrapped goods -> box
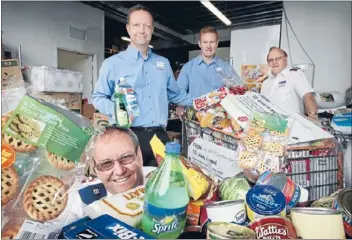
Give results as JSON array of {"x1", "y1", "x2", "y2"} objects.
[
  {"x1": 1, "y1": 86, "x2": 94, "y2": 239},
  {"x1": 236, "y1": 111, "x2": 294, "y2": 177}
]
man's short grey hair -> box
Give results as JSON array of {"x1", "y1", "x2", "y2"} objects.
[
  {"x1": 96, "y1": 126, "x2": 140, "y2": 149},
  {"x1": 267, "y1": 46, "x2": 288, "y2": 61},
  {"x1": 86, "y1": 127, "x2": 140, "y2": 177}
]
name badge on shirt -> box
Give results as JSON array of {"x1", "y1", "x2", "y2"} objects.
[
  {"x1": 278, "y1": 80, "x2": 287, "y2": 87},
  {"x1": 78, "y1": 183, "x2": 107, "y2": 205},
  {"x1": 216, "y1": 67, "x2": 223, "y2": 72},
  {"x1": 156, "y1": 61, "x2": 164, "y2": 70}
]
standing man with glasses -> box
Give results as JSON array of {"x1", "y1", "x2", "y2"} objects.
[
  {"x1": 91, "y1": 5, "x2": 194, "y2": 166},
  {"x1": 260, "y1": 47, "x2": 319, "y2": 121},
  {"x1": 66, "y1": 127, "x2": 156, "y2": 225}
]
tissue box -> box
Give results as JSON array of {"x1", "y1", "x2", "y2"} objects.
[{"x1": 27, "y1": 66, "x2": 83, "y2": 93}]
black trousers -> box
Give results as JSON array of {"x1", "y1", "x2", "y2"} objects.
[{"x1": 130, "y1": 128, "x2": 169, "y2": 167}]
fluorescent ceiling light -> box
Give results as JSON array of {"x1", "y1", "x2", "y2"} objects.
[
  {"x1": 200, "y1": 0, "x2": 232, "y2": 26},
  {"x1": 121, "y1": 36, "x2": 131, "y2": 42},
  {"x1": 121, "y1": 36, "x2": 154, "y2": 48}
]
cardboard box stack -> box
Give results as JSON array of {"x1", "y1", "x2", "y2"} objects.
[
  {"x1": 25, "y1": 66, "x2": 84, "y2": 112},
  {"x1": 1, "y1": 59, "x2": 24, "y2": 89}
]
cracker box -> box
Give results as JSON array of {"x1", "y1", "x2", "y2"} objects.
[
  {"x1": 193, "y1": 87, "x2": 228, "y2": 111},
  {"x1": 86, "y1": 214, "x2": 152, "y2": 239}
]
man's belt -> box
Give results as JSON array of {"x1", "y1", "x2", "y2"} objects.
[{"x1": 131, "y1": 126, "x2": 165, "y2": 131}]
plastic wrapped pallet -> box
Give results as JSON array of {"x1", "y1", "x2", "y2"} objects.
[{"x1": 25, "y1": 66, "x2": 83, "y2": 93}]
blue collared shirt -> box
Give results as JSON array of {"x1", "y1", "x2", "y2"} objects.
[
  {"x1": 177, "y1": 55, "x2": 240, "y2": 98},
  {"x1": 91, "y1": 45, "x2": 193, "y2": 127}
]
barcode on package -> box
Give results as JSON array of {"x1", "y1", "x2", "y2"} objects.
[{"x1": 19, "y1": 231, "x2": 45, "y2": 239}]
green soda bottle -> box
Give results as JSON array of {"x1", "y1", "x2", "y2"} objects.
[
  {"x1": 142, "y1": 142, "x2": 189, "y2": 239},
  {"x1": 114, "y1": 80, "x2": 130, "y2": 128}
]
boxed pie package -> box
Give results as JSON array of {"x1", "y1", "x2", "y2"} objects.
[{"x1": 1, "y1": 90, "x2": 94, "y2": 239}]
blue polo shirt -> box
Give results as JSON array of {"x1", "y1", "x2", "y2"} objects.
[
  {"x1": 177, "y1": 55, "x2": 240, "y2": 98},
  {"x1": 91, "y1": 45, "x2": 194, "y2": 127}
]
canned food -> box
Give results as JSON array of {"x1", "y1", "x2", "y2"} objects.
[
  {"x1": 248, "y1": 216, "x2": 297, "y2": 239},
  {"x1": 207, "y1": 222, "x2": 256, "y2": 239},
  {"x1": 205, "y1": 200, "x2": 247, "y2": 225},
  {"x1": 290, "y1": 207, "x2": 346, "y2": 239},
  {"x1": 332, "y1": 188, "x2": 352, "y2": 238},
  {"x1": 257, "y1": 171, "x2": 301, "y2": 210},
  {"x1": 246, "y1": 185, "x2": 286, "y2": 222}
]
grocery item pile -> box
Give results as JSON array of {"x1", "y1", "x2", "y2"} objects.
[{"x1": 1, "y1": 87, "x2": 94, "y2": 239}]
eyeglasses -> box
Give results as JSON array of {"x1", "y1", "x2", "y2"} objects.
[
  {"x1": 94, "y1": 146, "x2": 138, "y2": 172},
  {"x1": 267, "y1": 56, "x2": 286, "y2": 64}
]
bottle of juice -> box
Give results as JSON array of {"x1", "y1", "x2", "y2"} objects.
[
  {"x1": 142, "y1": 142, "x2": 189, "y2": 239},
  {"x1": 114, "y1": 80, "x2": 130, "y2": 128}
]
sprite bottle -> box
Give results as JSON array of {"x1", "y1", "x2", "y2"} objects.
[
  {"x1": 114, "y1": 79, "x2": 130, "y2": 128},
  {"x1": 142, "y1": 142, "x2": 189, "y2": 239}
]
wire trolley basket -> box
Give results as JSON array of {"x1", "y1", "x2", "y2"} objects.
[{"x1": 181, "y1": 118, "x2": 344, "y2": 202}]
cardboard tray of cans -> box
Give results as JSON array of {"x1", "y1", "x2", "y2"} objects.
[{"x1": 181, "y1": 118, "x2": 344, "y2": 202}]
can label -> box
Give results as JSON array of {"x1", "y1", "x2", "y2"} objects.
[
  {"x1": 248, "y1": 217, "x2": 297, "y2": 239},
  {"x1": 246, "y1": 185, "x2": 286, "y2": 221},
  {"x1": 205, "y1": 200, "x2": 247, "y2": 226},
  {"x1": 257, "y1": 171, "x2": 301, "y2": 210},
  {"x1": 333, "y1": 198, "x2": 352, "y2": 237}
]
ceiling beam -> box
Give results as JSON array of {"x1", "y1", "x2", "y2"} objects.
[
  {"x1": 82, "y1": 1, "x2": 193, "y2": 44},
  {"x1": 185, "y1": 11, "x2": 282, "y2": 30},
  {"x1": 174, "y1": 2, "x2": 282, "y2": 23}
]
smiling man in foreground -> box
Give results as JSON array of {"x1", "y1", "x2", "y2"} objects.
[{"x1": 66, "y1": 127, "x2": 156, "y2": 224}]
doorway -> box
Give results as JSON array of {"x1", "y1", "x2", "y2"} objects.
[{"x1": 57, "y1": 48, "x2": 95, "y2": 102}]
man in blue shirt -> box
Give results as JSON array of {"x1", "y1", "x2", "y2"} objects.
[
  {"x1": 177, "y1": 26, "x2": 240, "y2": 98},
  {"x1": 91, "y1": 5, "x2": 193, "y2": 166}
]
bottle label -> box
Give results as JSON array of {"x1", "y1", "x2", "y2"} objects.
[
  {"x1": 143, "y1": 202, "x2": 187, "y2": 237},
  {"x1": 117, "y1": 110, "x2": 129, "y2": 126}
]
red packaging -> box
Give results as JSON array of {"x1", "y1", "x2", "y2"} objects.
[
  {"x1": 198, "y1": 187, "x2": 220, "y2": 234},
  {"x1": 193, "y1": 87, "x2": 228, "y2": 111},
  {"x1": 248, "y1": 216, "x2": 297, "y2": 239}
]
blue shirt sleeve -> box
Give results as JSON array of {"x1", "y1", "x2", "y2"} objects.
[
  {"x1": 176, "y1": 64, "x2": 189, "y2": 93},
  {"x1": 91, "y1": 60, "x2": 115, "y2": 117},
  {"x1": 166, "y1": 61, "x2": 194, "y2": 107}
]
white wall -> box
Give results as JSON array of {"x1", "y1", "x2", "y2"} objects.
[
  {"x1": 1, "y1": 1, "x2": 104, "y2": 85},
  {"x1": 230, "y1": 25, "x2": 281, "y2": 75},
  {"x1": 281, "y1": 1, "x2": 352, "y2": 93},
  {"x1": 189, "y1": 47, "x2": 230, "y2": 61}
]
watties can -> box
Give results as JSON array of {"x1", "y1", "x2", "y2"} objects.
[
  {"x1": 290, "y1": 207, "x2": 346, "y2": 239},
  {"x1": 246, "y1": 185, "x2": 286, "y2": 222},
  {"x1": 332, "y1": 188, "x2": 352, "y2": 238},
  {"x1": 248, "y1": 216, "x2": 297, "y2": 239},
  {"x1": 206, "y1": 222, "x2": 256, "y2": 239}
]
